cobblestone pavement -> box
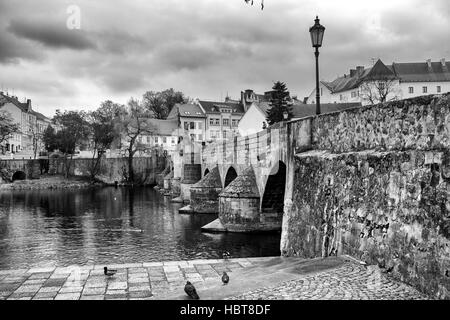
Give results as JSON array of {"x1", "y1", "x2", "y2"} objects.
[
  {"x1": 0, "y1": 258, "x2": 254, "y2": 300},
  {"x1": 228, "y1": 262, "x2": 428, "y2": 300},
  {"x1": 0, "y1": 257, "x2": 429, "y2": 300}
]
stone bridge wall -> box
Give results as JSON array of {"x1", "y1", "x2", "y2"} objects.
[
  {"x1": 282, "y1": 94, "x2": 450, "y2": 299},
  {"x1": 0, "y1": 154, "x2": 167, "y2": 185}
]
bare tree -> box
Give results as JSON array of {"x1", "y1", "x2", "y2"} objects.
[
  {"x1": 117, "y1": 98, "x2": 156, "y2": 183},
  {"x1": 87, "y1": 100, "x2": 123, "y2": 180},
  {"x1": 360, "y1": 76, "x2": 399, "y2": 105}
]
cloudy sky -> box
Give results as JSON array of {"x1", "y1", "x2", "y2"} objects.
[{"x1": 0, "y1": 0, "x2": 449, "y2": 117}]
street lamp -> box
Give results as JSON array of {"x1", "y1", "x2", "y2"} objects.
[
  {"x1": 309, "y1": 16, "x2": 325, "y2": 115},
  {"x1": 282, "y1": 110, "x2": 289, "y2": 120}
]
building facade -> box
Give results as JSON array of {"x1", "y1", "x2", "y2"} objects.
[
  {"x1": 167, "y1": 103, "x2": 206, "y2": 142},
  {"x1": 306, "y1": 58, "x2": 450, "y2": 105},
  {"x1": 0, "y1": 92, "x2": 52, "y2": 158}
]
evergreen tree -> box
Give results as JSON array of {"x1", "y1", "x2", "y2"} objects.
[{"x1": 266, "y1": 81, "x2": 293, "y2": 125}]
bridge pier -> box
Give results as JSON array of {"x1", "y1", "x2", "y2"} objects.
[
  {"x1": 202, "y1": 167, "x2": 282, "y2": 233},
  {"x1": 187, "y1": 166, "x2": 222, "y2": 214}
]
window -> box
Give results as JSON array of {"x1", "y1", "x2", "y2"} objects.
[
  {"x1": 189, "y1": 122, "x2": 195, "y2": 129},
  {"x1": 197, "y1": 134, "x2": 203, "y2": 141},
  {"x1": 210, "y1": 118, "x2": 214, "y2": 125},
  {"x1": 146, "y1": 137, "x2": 150, "y2": 144},
  {"x1": 171, "y1": 137, "x2": 175, "y2": 144},
  {"x1": 184, "y1": 122, "x2": 189, "y2": 130},
  {"x1": 163, "y1": 137, "x2": 167, "y2": 143},
  {"x1": 214, "y1": 118, "x2": 220, "y2": 126},
  {"x1": 408, "y1": 87, "x2": 414, "y2": 94},
  {"x1": 223, "y1": 119, "x2": 229, "y2": 126},
  {"x1": 423, "y1": 86, "x2": 427, "y2": 93},
  {"x1": 351, "y1": 91, "x2": 357, "y2": 98},
  {"x1": 197, "y1": 122, "x2": 203, "y2": 129},
  {"x1": 437, "y1": 86, "x2": 441, "y2": 93},
  {"x1": 223, "y1": 131, "x2": 227, "y2": 139},
  {"x1": 232, "y1": 119, "x2": 238, "y2": 127},
  {"x1": 154, "y1": 137, "x2": 158, "y2": 143},
  {"x1": 339, "y1": 94, "x2": 343, "y2": 101}
]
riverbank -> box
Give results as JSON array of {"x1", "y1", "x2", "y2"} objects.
[
  {"x1": 0, "y1": 175, "x2": 103, "y2": 190},
  {"x1": 0, "y1": 256, "x2": 428, "y2": 300}
]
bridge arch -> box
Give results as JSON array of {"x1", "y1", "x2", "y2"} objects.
[
  {"x1": 224, "y1": 166, "x2": 238, "y2": 188},
  {"x1": 261, "y1": 161, "x2": 287, "y2": 215},
  {"x1": 12, "y1": 171, "x2": 26, "y2": 181}
]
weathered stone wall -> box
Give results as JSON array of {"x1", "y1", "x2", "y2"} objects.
[
  {"x1": 312, "y1": 94, "x2": 450, "y2": 153},
  {"x1": 282, "y1": 94, "x2": 450, "y2": 299},
  {"x1": 49, "y1": 156, "x2": 165, "y2": 184},
  {"x1": 182, "y1": 164, "x2": 202, "y2": 184},
  {"x1": 0, "y1": 159, "x2": 41, "y2": 182},
  {"x1": 0, "y1": 155, "x2": 166, "y2": 185}
]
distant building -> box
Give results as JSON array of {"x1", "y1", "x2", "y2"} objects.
[
  {"x1": 306, "y1": 58, "x2": 450, "y2": 105},
  {"x1": 238, "y1": 100, "x2": 361, "y2": 136},
  {"x1": 0, "y1": 92, "x2": 52, "y2": 157},
  {"x1": 167, "y1": 103, "x2": 206, "y2": 142},
  {"x1": 196, "y1": 100, "x2": 244, "y2": 141},
  {"x1": 138, "y1": 118, "x2": 179, "y2": 152}
]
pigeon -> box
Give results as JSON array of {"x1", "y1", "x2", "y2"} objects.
[
  {"x1": 222, "y1": 251, "x2": 231, "y2": 260},
  {"x1": 222, "y1": 272, "x2": 229, "y2": 285},
  {"x1": 184, "y1": 281, "x2": 200, "y2": 300},
  {"x1": 104, "y1": 266, "x2": 117, "y2": 277}
]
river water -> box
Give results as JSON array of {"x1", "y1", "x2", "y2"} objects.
[{"x1": 0, "y1": 187, "x2": 280, "y2": 269}]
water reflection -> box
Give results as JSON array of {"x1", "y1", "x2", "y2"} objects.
[{"x1": 0, "y1": 187, "x2": 280, "y2": 269}]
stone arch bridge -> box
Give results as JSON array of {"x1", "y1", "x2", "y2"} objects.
[{"x1": 169, "y1": 94, "x2": 450, "y2": 299}]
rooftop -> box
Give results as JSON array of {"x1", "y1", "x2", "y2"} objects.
[
  {"x1": 198, "y1": 100, "x2": 245, "y2": 114},
  {"x1": 324, "y1": 59, "x2": 450, "y2": 93},
  {"x1": 146, "y1": 118, "x2": 179, "y2": 136},
  {"x1": 167, "y1": 103, "x2": 206, "y2": 119}
]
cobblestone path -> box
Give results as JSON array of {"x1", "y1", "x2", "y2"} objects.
[
  {"x1": 0, "y1": 258, "x2": 252, "y2": 300},
  {"x1": 228, "y1": 262, "x2": 428, "y2": 300},
  {"x1": 0, "y1": 257, "x2": 429, "y2": 300}
]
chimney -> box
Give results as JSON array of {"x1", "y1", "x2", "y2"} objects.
[
  {"x1": 426, "y1": 59, "x2": 432, "y2": 71},
  {"x1": 240, "y1": 91, "x2": 245, "y2": 104},
  {"x1": 356, "y1": 66, "x2": 364, "y2": 77},
  {"x1": 27, "y1": 99, "x2": 31, "y2": 110},
  {"x1": 350, "y1": 69, "x2": 357, "y2": 77},
  {"x1": 441, "y1": 58, "x2": 448, "y2": 72}
]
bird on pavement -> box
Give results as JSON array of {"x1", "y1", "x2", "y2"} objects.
[
  {"x1": 104, "y1": 266, "x2": 117, "y2": 277},
  {"x1": 222, "y1": 251, "x2": 231, "y2": 260},
  {"x1": 184, "y1": 281, "x2": 200, "y2": 300},
  {"x1": 222, "y1": 272, "x2": 229, "y2": 285}
]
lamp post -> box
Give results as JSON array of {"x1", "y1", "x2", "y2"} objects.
[
  {"x1": 282, "y1": 110, "x2": 289, "y2": 121},
  {"x1": 309, "y1": 16, "x2": 325, "y2": 115}
]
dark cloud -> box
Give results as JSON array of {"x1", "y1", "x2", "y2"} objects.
[
  {"x1": 8, "y1": 19, "x2": 95, "y2": 50},
  {"x1": 0, "y1": 33, "x2": 44, "y2": 63},
  {"x1": 0, "y1": 0, "x2": 448, "y2": 113}
]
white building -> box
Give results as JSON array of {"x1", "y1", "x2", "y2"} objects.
[
  {"x1": 0, "y1": 92, "x2": 52, "y2": 158},
  {"x1": 238, "y1": 101, "x2": 361, "y2": 136},
  {"x1": 306, "y1": 58, "x2": 450, "y2": 105}
]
